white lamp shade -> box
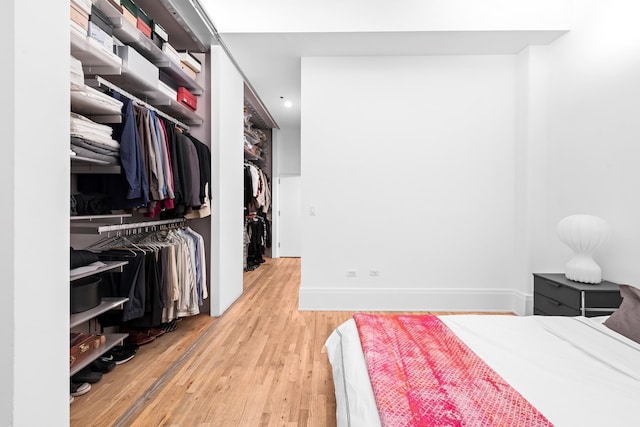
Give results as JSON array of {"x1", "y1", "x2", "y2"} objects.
[{"x1": 557, "y1": 214, "x2": 609, "y2": 284}]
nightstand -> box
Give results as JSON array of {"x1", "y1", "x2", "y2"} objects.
[{"x1": 533, "y1": 273, "x2": 622, "y2": 317}]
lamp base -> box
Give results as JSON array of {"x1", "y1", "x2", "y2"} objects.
[{"x1": 565, "y1": 256, "x2": 602, "y2": 284}]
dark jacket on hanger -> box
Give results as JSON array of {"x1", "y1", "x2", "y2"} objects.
[
  {"x1": 78, "y1": 96, "x2": 150, "y2": 210},
  {"x1": 186, "y1": 133, "x2": 212, "y2": 205}
]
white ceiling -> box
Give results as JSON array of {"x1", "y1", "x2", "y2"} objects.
[{"x1": 219, "y1": 30, "x2": 567, "y2": 129}]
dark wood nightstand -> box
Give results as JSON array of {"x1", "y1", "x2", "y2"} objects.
[{"x1": 533, "y1": 273, "x2": 622, "y2": 317}]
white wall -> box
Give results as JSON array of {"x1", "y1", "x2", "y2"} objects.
[
  {"x1": 1, "y1": 4, "x2": 15, "y2": 422},
  {"x1": 299, "y1": 55, "x2": 520, "y2": 311},
  {"x1": 277, "y1": 127, "x2": 301, "y2": 176},
  {"x1": 2, "y1": 1, "x2": 70, "y2": 425},
  {"x1": 513, "y1": 46, "x2": 550, "y2": 314},
  {"x1": 538, "y1": 0, "x2": 640, "y2": 285},
  {"x1": 209, "y1": 45, "x2": 245, "y2": 316}
]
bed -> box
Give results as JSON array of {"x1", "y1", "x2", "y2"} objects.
[{"x1": 325, "y1": 292, "x2": 640, "y2": 426}]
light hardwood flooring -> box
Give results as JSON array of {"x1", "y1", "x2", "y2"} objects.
[{"x1": 71, "y1": 258, "x2": 508, "y2": 426}]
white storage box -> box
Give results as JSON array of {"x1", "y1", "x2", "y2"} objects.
[
  {"x1": 158, "y1": 80, "x2": 177, "y2": 101},
  {"x1": 116, "y1": 45, "x2": 159, "y2": 88},
  {"x1": 162, "y1": 42, "x2": 182, "y2": 66},
  {"x1": 88, "y1": 21, "x2": 114, "y2": 54},
  {"x1": 178, "y1": 51, "x2": 201, "y2": 73}
]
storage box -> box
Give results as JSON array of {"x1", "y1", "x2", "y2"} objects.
[
  {"x1": 89, "y1": 5, "x2": 113, "y2": 36},
  {"x1": 122, "y1": 6, "x2": 137, "y2": 26},
  {"x1": 180, "y1": 63, "x2": 197, "y2": 80},
  {"x1": 151, "y1": 32, "x2": 164, "y2": 50},
  {"x1": 71, "y1": 0, "x2": 91, "y2": 15},
  {"x1": 158, "y1": 80, "x2": 177, "y2": 101},
  {"x1": 120, "y1": 0, "x2": 138, "y2": 16},
  {"x1": 178, "y1": 51, "x2": 201, "y2": 73},
  {"x1": 177, "y1": 87, "x2": 197, "y2": 111},
  {"x1": 152, "y1": 21, "x2": 168, "y2": 42},
  {"x1": 88, "y1": 21, "x2": 114, "y2": 53},
  {"x1": 162, "y1": 42, "x2": 182, "y2": 65},
  {"x1": 136, "y1": 16, "x2": 152, "y2": 38},
  {"x1": 70, "y1": 2, "x2": 89, "y2": 33},
  {"x1": 137, "y1": 7, "x2": 152, "y2": 26},
  {"x1": 70, "y1": 276, "x2": 102, "y2": 313},
  {"x1": 117, "y1": 45, "x2": 159, "y2": 82}
]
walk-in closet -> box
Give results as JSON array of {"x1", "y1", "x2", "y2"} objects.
[
  {"x1": 243, "y1": 85, "x2": 276, "y2": 274},
  {"x1": 67, "y1": 0, "x2": 276, "y2": 421}
]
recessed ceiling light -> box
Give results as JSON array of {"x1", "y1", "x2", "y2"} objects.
[{"x1": 284, "y1": 100, "x2": 293, "y2": 108}]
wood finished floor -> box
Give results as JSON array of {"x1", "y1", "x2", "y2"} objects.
[{"x1": 70, "y1": 258, "x2": 507, "y2": 426}]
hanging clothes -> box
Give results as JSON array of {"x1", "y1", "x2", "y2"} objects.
[
  {"x1": 95, "y1": 226, "x2": 208, "y2": 329},
  {"x1": 244, "y1": 162, "x2": 271, "y2": 216},
  {"x1": 77, "y1": 90, "x2": 212, "y2": 219}
]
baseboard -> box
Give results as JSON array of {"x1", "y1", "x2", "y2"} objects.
[{"x1": 299, "y1": 287, "x2": 533, "y2": 314}]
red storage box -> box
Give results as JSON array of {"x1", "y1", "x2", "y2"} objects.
[
  {"x1": 177, "y1": 87, "x2": 197, "y2": 111},
  {"x1": 136, "y1": 17, "x2": 152, "y2": 38}
]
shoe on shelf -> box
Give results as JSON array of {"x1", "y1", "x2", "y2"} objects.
[
  {"x1": 102, "y1": 345, "x2": 137, "y2": 365},
  {"x1": 91, "y1": 357, "x2": 116, "y2": 374},
  {"x1": 120, "y1": 343, "x2": 140, "y2": 352},
  {"x1": 71, "y1": 367, "x2": 102, "y2": 384},
  {"x1": 70, "y1": 395, "x2": 74, "y2": 404},
  {"x1": 70, "y1": 381, "x2": 91, "y2": 397}
]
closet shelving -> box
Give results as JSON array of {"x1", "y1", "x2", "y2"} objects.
[
  {"x1": 70, "y1": 24, "x2": 122, "y2": 76},
  {"x1": 70, "y1": 260, "x2": 129, "y2": 281},
  {"x1": 81, "y1": 0, "x2": 204, "y2": 127},
  {"x1": 69, "y1": 268, "x2": 130, "y2": 376},
  {"x1": 70, "y1": 297, "x2": 129, "y2": 329},
  {"x1": 92, "y1": 0, "x2": 203, "y2": 95},
  {"x1": 70, "y1": 332, "x2": 129, "y2": 376},
  {"x1": 89, "y1": 76, "x2": 195, "y2": 128},
  {"x1": 70, "y1": 213, "x2": 133, "y2": 222},
  {"x1": 70, "y1": 212, "x2": 132, "y2": 375},
  {"x1": 70, "y1": 84, "x2": 123, "y2": 124},
  {"x1": 70, "y1": 328, "x2": 129, "y2": 377},
  {"x1": 85, "y1": 74, "x2": 201, "y2": 129},
  {"x1": 70, "y1": 162, "x2": 121, "y2": 174},
  {"x1": 92, "y1": 70, "x2": 203, "y2": 126}
]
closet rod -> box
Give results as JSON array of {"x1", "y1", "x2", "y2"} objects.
[
  {"x1": 93, "y1": 76, "x2": 190, "y2": 131},
  {"x1": 97, "y1": 217, "x2": 186, "y2": 234}
]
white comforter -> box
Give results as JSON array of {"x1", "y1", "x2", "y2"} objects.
[{"x1": 325, "y1": 315, "x2": 640, "y2": 427}]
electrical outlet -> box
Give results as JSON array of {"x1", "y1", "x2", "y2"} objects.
[
  {"x1": 369, "y1": 269, "x2": 381, "y2": 277},
  {"x1": 346, "y1": 270, "x2": 357, "y2": 277}
]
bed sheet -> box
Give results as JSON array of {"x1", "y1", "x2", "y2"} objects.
[{"x1": 325, "y1": 315, "x2": 640, "y2": 427}]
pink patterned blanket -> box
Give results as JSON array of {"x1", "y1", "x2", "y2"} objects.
[{"x1": 353, "y1": 314, "x2": 553, "y2": 427}]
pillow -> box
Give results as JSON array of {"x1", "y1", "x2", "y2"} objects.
[{"x1": 603, "y1": 284, "x2": 640, "y2": 344}]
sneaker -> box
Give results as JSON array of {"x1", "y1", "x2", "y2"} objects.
[
  {"x1": 104, "y1": 346, "x2": 137, "y2": 365},
  {"x1": 70, "y1": 395, "x2": 74, "y2": 404},
  {"x1": 91, "y1": 357, "x2": 116, "y2": 374},
  {"x1": 99, "y1": 353, "x2": 114, "y2": 362},
  {"x1": 70, "y1": 381, "x2": 91, "y2": 397},
  {"x1": 71, "y1": 367, "x2": 102, "y2": 384}
]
